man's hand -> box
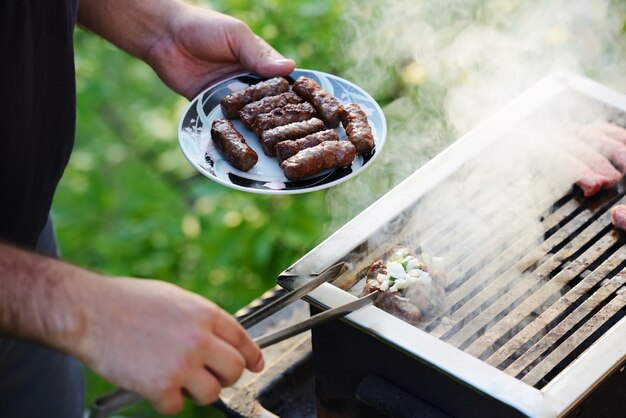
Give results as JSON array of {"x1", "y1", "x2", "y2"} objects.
[
  {"x1": 77, "y1": 276, "x2": 264, "y2": 415},
  {"x1": 145, "y1": 6, "x2": 295, "y2": 100},
  {"x1": 78, "y1": 0, "x2": 295, "y2": 100},
  {"x1": 0, "y1": 243, "x2": 263, "y2": 415}
]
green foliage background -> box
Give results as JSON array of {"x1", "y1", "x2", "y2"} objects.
[
  {"x1": 52, "y1": 0, "x2": 626, "y2": 417},
  {"x1": 56, "y1": 1, "x2": 345, "y2": 417}
]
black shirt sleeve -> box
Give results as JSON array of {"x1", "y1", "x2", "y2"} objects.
[{"x1": 0, "y1": 0, "x2": 78, "y2": 248}]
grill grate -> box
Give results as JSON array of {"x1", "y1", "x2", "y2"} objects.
[
  {"x1": 337, "y1": 183, "x2": 626, "y2": 389},
  {"x1": 428, "y1": 186, "x2": 626, "y2": 387},
  {"x1": 509, "y1": 274, "x2": 626, "y2": 385}
]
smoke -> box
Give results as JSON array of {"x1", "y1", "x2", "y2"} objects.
[
  {"x1": 326, "y1": 0, "x2": 626, "y2": 229},
  {"x1": 321, "y1": 0, "x2": 626, "y2": 345}
]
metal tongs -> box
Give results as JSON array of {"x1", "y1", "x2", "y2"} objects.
[{"x1": 90, "y1": 262, "x2": 375, "y2": 418}]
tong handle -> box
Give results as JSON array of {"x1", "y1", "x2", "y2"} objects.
[
  {"x1": 88, "y1": 388, "x2": 142, "y2": 418},
  {"x1": 238, "y1": 261, "x2": 346, "y2": 329},
  {"x1": 253, "y1": 291, "x2": 377, "y2": 348}
]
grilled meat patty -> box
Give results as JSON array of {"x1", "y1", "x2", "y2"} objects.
[
  {"x1": 358, "y1": 248, "x2": 448, "y2": 325},
  {"x1": 210, "y1": 118, "x2": 258, "y2": 171},
  {"x1": 293, "y1": 76, "x2": 342, "y2": 128},
  {"x1": 280, "y1": 141, "x2": 356, "y2": 180},
  {"x1": 220, "y1": 77, "x2": 290, "y2": 119},
  {"x1": 359, "y1": 259, "x2": 423, "y2": 325},
  {"x1": 374, "y1": 292, "x2": 423, "y2": 325},
  {"x1": 340, "y1": 103, "x2": 375, "y2": 154}
]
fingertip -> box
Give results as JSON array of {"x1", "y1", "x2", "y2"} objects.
[
  {"x1": 237, "y1": 29, "x2": 296, "y2": 78},
  {"x1": 252, "y1": 355, "x2": 265, "y2": 372},
  {"x1": 274, "y1": 58, "x2": 297, "y2": 73},
  {"x1": 256, "y1": 58, "x2": 296, "y2": 78},
  {"x1": 153, "y1": 392, "x2": 184, "y2": 416}
]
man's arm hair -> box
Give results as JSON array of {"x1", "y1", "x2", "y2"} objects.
[
  {"x1": 0, "y1": 241, "x2": 265, "y2": 414},
  {"x1": 0, "y1": 242, "x2": 95, "y2": 356},
  {"x1": 77, "y1": 0, "x2": 185, "y2": 61}
]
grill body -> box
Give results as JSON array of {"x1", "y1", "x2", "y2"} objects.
[
  {"x1": 311, "y1": 309, "x2": 626, "y2": 418},
  {"x1": 278, "y1": 72, "x2": 626, "y2": 417}
]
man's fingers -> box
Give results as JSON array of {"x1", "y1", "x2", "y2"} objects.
[
  {"x1": 250, "y1": 35, "x2": 296, "y2": 76},
  {"x1": 151, "y1": 389, "x2": 184, "y2": 416},
  {"x1": 183, "y1": 370, "x2": 222, "y2": 405},
  {"x1": 204, "y1": 337, "x2": 246, "y2": 387},
  {"x1": 212, "y1": 312, "x2": 264, "y2": 372}
]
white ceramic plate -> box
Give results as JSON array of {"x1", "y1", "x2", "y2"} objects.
[{"x1": 178, "y1": 69, "x2": 387, "y2": 194}]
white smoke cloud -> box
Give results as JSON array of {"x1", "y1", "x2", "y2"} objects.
[{"x1": 326, "y1": 0, "x2": 626, "y2": 230}]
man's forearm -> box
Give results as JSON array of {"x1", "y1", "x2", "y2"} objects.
[
  {"x1": 0, "y1": 243, "x2": 95, "y2": 356},
  {"x1": 0, "y1": 241, "x2": 265, "y2": 413},
  {"x1": 77, "y1": 0, "x2": 187, "y2": 60}
]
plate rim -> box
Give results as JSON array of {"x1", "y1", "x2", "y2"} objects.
[{"x1": 178, "y1": 68, "x2": 387, "y2": 195}]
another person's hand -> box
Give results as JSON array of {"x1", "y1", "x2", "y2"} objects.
[
  {"x1": 75, "y1": 276, "x2": 264, "y2": 415},
  {"x1": 145, "y1": 5, "x2": 295, "y2": 100}
]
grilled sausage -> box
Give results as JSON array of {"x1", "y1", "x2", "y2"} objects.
[
  {"x1": 576, "y1": 170, "x2": 611, "y2": 197},
  {"x1": 340, "y1": 103, "x2": 375, "y2": 154},
  {"x1": 238, "y1": 92, "x2": 303, "y2": 130},
  {"x1": 280, "y1": 141, "x2": 356, "y2": 180},
  {"x1": 260, "y1": 118, "x2": 326, "y2": 157},
  {"x1": 275, "y1": 129, "x2": 339, "y2": 163},
  {"x1": 293, "y1": 76, "x2": 342, "y2": 127},
  {"x1": 220, "y1": 77, "x2": 289, "y2": 119},
  {"x1": 210, "y1": 118, "x2": 258, "y2": 171},
  {"x1": 253, "y1": 102, "x2": 316, "y2": 135}
]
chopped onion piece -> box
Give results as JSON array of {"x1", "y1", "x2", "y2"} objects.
[
  {"x1": 419, "y1": 273, "x2": 432, "y2": 287},
  {"x1": 407, "y1": 269, "x2": 421, "y2": 277},
  {"x1": 431, "y1": 256, "x2": 448, "y2": 287},
  {"x1": 376, "y1": 273, "x2": 389, "y2": 283},
  {"x1": 395, "y1": 248, "x2": 410, "y2": 257},
  {"x1": 407, "y1": 276, "x2": 419, "y2": 285},
  {"x1": 422, "y1": 252, "x2": 432, "y2": 267},
  {"x1": 406, "y1": 258, "x2": 421, "y2": 270},
  {"x1": 396, "y1": 279, "x2": 410, "y2": 289},
  {"x1": 380, "y1": 280, "x2": 390, "y2": 291},
  {"x1": 386, "y1": 261, "x2": 407, "y2": 280},
  {"x1": 389, "y1": 282, "x2": 399, "y2": 292},
  {"x1": 395, "y1": 296, "x2": 410, "y2": 302}
]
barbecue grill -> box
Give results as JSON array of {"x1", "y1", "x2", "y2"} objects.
[{"x1": 271, "y1": 72, "x2": 626, "y2": 417}]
